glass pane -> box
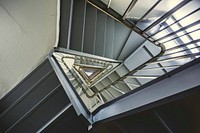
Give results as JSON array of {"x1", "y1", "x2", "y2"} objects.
[
  {"x1": 145, "y1": 0, "x2": 183, "y2": 19},
  {"x1": 189, "y1": 30, "x2": 200, "y2": 40},
  {"x1": 110, "y1": 0, "x2": 132, "y2": 15},
  {"x1": 127, "y1": 0, "x2": 158, "y2": 19},
  {"x1": 173, "y1": 0, "x2": 200, "y2": 20},
  {"x1": 138, "y1": 0, "x2": 183, "y2": 29}
]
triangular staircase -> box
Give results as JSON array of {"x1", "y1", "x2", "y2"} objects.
[{"x1": 74, "y1": 65, "x2": 103, "y2": 82}]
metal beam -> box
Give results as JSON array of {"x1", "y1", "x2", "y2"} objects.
[{"x1": 93, "y1": 58, "x2": 200, "y2": 122}]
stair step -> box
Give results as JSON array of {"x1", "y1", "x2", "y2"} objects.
[
  {"x1": 40, "y1": 105, "x2": 89, "y2": 133},
  {"x1": 101, "y1": 77, "x2": 112, "y2": 88},
  {"x1": 37, "y1": 103, "x2": 72, "y2": 133},
  {"x1": 104, "y1": 16, "x2": 115, "y2": 59},
  {"x1": 118, "y1": 31, "x2": 146, "y2": 60},
  {"x1": 108, "y1": 71, "x2": 120, "y2": 82},
  {"x1": 83, "y1": 4, "x2": 97, "y2": 54},
  {"x1": 0, "y1": 60, "x2": 52, "y2": 114},
  {"x1": 101, "y1": 90, "x2": 114, "y2": 102},
  {"x1": 124, "y1": 41, "x2": 161, "y2": 71},
  {"x1": 115, "y1": 65, "x2": 129, "y2": 77},
  {"x1": 58, "y1": 0, "x2": 73, "y2": 48},
  {"x1": 107, "y1": 86, "x2": 122, "y2": 98},
  {"x1": 0, "y1": 72, "x2": 61, "y2": 132},
  {"x1": 95, "y1": 10, "x2": 107, "y2": 56},
  {"x1": 113, "y1": 22, "x2": 131, "y2": 59},
  {"x1": 123, "y1": 78, "x2": 141, "y2": 90},
  {"x1": 70, "y1": 0, "x2": 86, "y2": 51},
  {"x1": 115, "y1": 83, "x2": 132, "y2": 93},
  {"x1": 94, "y1": 82, "x2": 106, "y2": 91},
  {"x1": 6, "y1": 87, "x2": 69, "y2": 133}
]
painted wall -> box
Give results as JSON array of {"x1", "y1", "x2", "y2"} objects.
[{"x1": 0, "y1": 0, "x2": 58, "y2": 99}]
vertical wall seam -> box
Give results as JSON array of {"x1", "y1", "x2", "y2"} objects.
[
  {"x1": 67, "y1": 0, "x2": 74, "y2": 49},
  {"x1": 103, "y1": 15, "x2": 107, "y2": 57},
  {"x1": 93, "y1": 9, "x2": 98, "y2": 54},
  {"x1": 81, "y1": 1, "x2": 87, "y2": 52},
  {"x1": 112, "y1": 21, "x2": 115, "y2": 59}
]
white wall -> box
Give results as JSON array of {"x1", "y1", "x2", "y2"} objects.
[{"x1": 0, "y1": 0, "x2": 58, "y2": 99}]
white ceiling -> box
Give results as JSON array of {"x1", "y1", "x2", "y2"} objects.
[{"x1": 0, "y1": 0, "x2": 58, "y2": 99}]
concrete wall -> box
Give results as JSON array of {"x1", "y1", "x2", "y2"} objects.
[{"x1": 0, "y1": 0, "x2": 58, "y2": 99}]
